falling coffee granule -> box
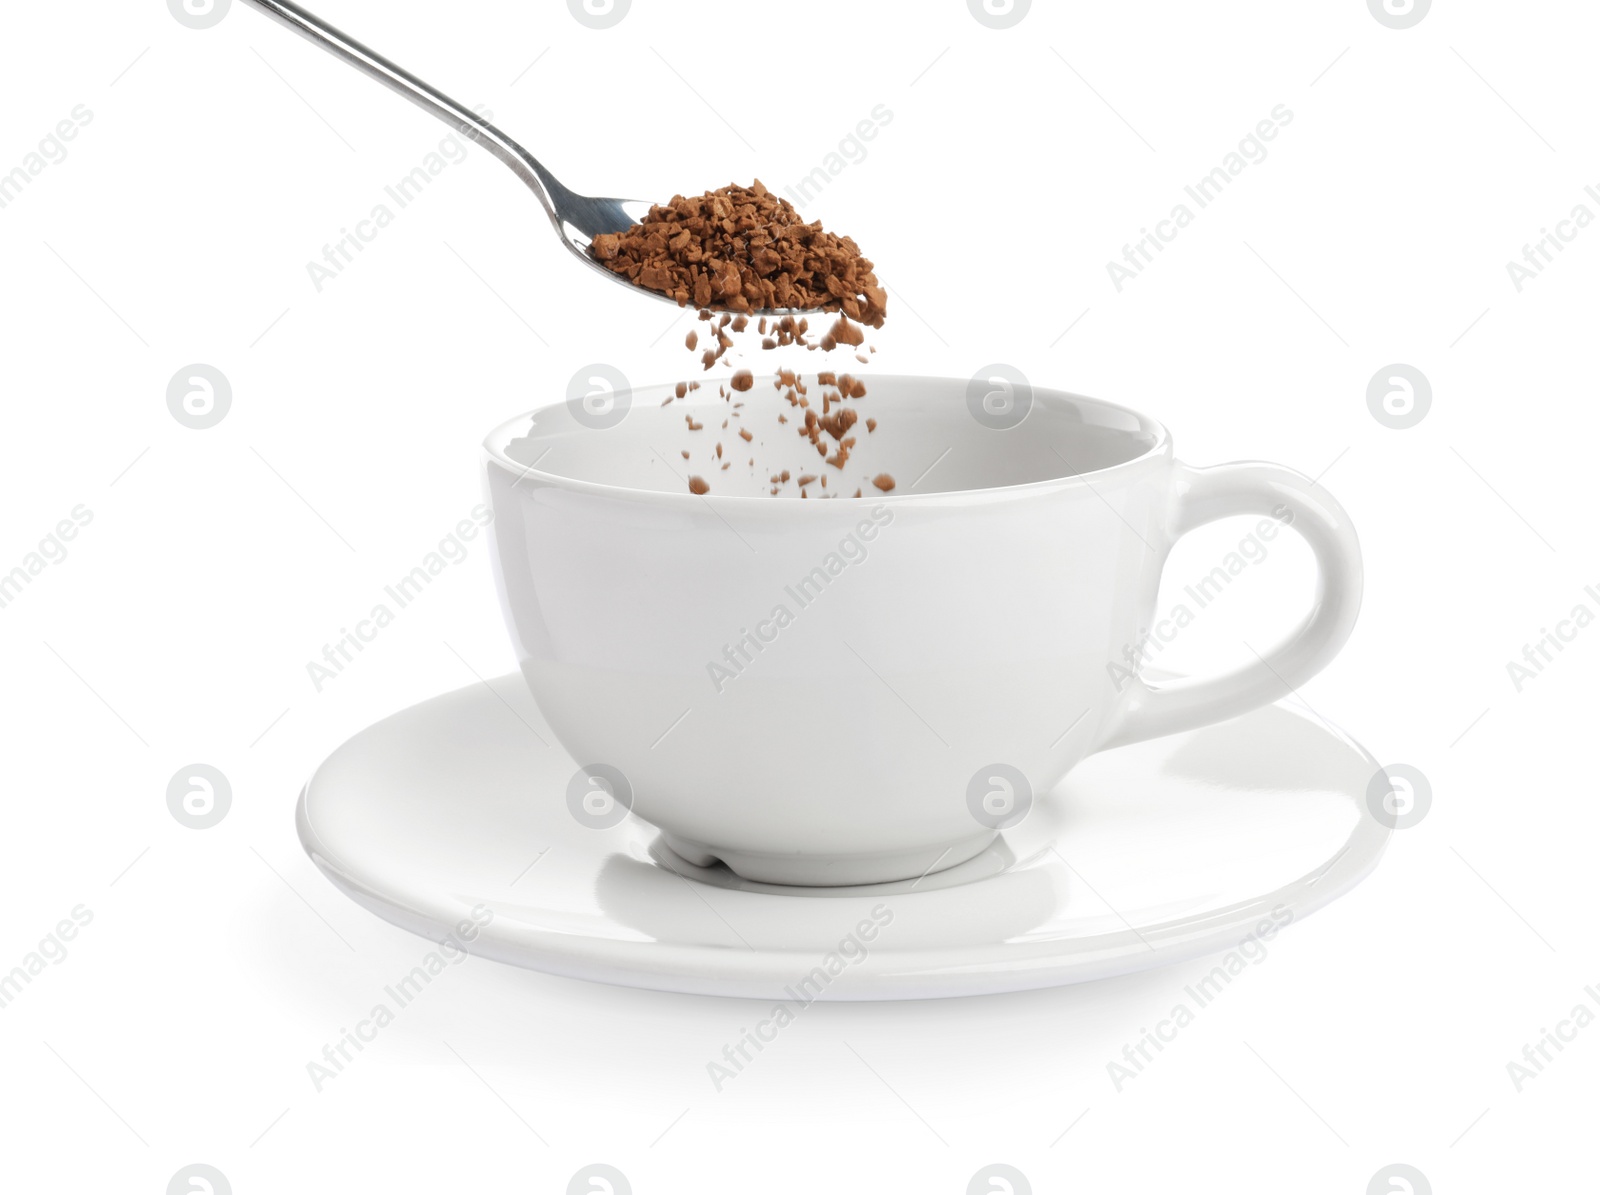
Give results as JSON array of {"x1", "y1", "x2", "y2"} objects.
[{"x1": 598, "y1": 186, "x2": 892, "y2": 496}]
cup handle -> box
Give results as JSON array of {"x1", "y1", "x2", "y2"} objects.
[{"x1": 1099, "y1": 461, "x2": 1363, "y2": 750}]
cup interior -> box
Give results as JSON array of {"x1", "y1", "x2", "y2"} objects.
[{"x1": 488, "y1": 374, "x2": 1166, "y2": 498}]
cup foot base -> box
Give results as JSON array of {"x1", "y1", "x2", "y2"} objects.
[{"x1": 657, "y1": 831, "x2": 997, "y2": 887}]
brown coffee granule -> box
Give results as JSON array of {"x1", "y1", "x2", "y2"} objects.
[
  {"x1": 590, "y1": 181, "x2": 886, "y2": 325},
  {"x1": 689, "y1": 476, "x2": 709, "y2": 494},
  {"x1": 686, "y1": 415, "x2": 702, "y2": 431},
  {"x1": 837, "y1": 374, "x2": 867, "y2": 399},
  {"x1": 680, "y1": 449, "x2": 689, "y2": 459},
  {"x1": 804, "y1": 405, "x2": 858, "y2": 449},
  {"x1": 630, "y1": 184, "x2": 886, "y2": 501},
  {"x1": 757, "y1": 313, "x2": 838, "y2": 352},
  {"x1": 673, "y1": 355, "x2": 881, "y2": 495}
]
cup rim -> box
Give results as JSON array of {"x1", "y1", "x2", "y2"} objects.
[{"x1": 482, "y1": 373, "x2": 1173, "y2": 507}]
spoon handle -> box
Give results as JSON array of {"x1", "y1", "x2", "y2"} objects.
[{"x1": 240, "y1": 0, "x2": 569, "y2": 219}]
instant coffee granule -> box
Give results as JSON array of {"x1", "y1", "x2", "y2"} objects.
[
  {"x1": 667, "y1": 327, "x2": 892, "y2": 495},
  {"x1": 671, "y1": 362, "x2": 892, "y2": 496},
  {"x1": 592, "y1": 181, "x2": 895, "y2": 496},
  {"x1": 590, "y1": 180, "x2": 886, "y2": 326}
]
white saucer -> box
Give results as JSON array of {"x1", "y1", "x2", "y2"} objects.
[{"x1": 297, "y1": 676, "x2": 1389, "y2": 1000}]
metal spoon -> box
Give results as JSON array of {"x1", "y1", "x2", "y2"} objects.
[{"x1": 241, "y1": 0, "x2": 802, "y2": 315}]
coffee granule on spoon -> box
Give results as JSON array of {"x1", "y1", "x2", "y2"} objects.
[{"x1": 590, "y1": 180, "x2": 886, "y2": 326}]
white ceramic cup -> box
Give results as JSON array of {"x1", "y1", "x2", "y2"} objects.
[{"x1": 484, "y1": 374, "x2": 1362, "y2": 886}]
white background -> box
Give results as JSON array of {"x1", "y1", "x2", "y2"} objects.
[{"x1": 1, "y1": 0, "x2": 1596, "y2": 1191}]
